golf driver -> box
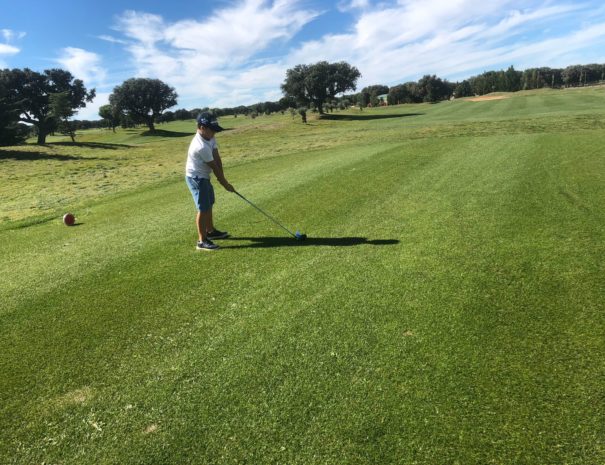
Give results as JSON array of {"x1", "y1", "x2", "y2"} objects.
[{"x1": 234, "y1": 191, "x2": 307, "y2": 241}]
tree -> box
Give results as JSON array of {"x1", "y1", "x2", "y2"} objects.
[
  {"x1": 0, "y1": 79, "x2": 27, "y2": 146},
  {"x1": 279, "y1": 96, "x2": 296, "y2": 111},
  {"x1": 98, "y1": 104, "x2": 121, "y2": 132},
  {"x1": 504, "y1": 66, "x2": 522, "y2": 92},
  {"x1": 49, "y1": 92, "x2": 76, "y2": 142},
  {"x1": 281, "y1": 61, "x2": 361, "y2": 115},
  {"x1": 109, "y1": 78, "x2": 178, "y2": 131},
  {"x1": 417, "y1": 75, "x2": 453, "y2": 102},
  {"x1": 174, "y1": 108, "x2": 191, "y2": 121},
  {"x1": 157, "y1": 110, "x2": 175, "y2": 124},
  {"x1": 453, "y1": 80, "x2": 473, "y2": 98},
  {"x1": 359, "y1": 85, "x2": 389, "y2": 107},
  {"x1": 0, "y1": 68, "x2": 95, "y2": 144},
  {"x1": 328, "y1": 62, "x2": 363, "y2": 101}
]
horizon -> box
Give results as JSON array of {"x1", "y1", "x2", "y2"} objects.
[{"x1": 2, "y1": 0, "x2": 605, "y2": 120}]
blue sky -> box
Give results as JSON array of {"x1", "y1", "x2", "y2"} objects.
[{"x1": 2, "y1": 0, "x2": 605, "y2": 120}]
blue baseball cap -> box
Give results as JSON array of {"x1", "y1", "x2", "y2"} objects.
[{"x1": 196, "y1": 112, "x2": 224, "y2": 132}]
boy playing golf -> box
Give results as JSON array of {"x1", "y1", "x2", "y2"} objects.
[{"x1": 185, "y1": 112, "x2": 235, "y2": 251}]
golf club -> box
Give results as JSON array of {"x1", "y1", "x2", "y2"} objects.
[{"x1": 234, "y1": 191, "x2": 307, "y2": 241}]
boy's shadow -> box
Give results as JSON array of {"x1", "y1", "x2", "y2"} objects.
[{"x1": 221, "y1": 236, "x2": 399, "y2": 249}]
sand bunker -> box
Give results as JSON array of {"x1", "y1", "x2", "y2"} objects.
[{"x1": 467, "y1": 95, "x2": 509, "y2": 102}]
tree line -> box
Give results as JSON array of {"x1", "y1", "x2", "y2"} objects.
[
  {"x1": 2, "y1": 61, "x2": 604, "y2": 146},
  {"x1": 454, "y1": 64, "x2": 605, "y2": 97},
  {"x1": 145, "y1": 62, "x2": 605, "y2": 118}
]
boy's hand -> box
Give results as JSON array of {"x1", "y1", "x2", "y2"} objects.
[{"x1": 223, "y1": 182, "x2": 235, "y2": 192}]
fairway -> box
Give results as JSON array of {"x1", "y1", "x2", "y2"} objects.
[{"x1": 1, "y1": 88, "x2": 604, "y2": 464}]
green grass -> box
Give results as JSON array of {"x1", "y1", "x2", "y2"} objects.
[{"x1": 1, "y1": 87, "x2": 604, "y2": 464}]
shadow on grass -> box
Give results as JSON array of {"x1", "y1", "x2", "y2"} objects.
[
  {"x1": 0, "y1": 149, "x2": 99, "y2": 161},
  {"x1": 49, "y1": 141, "x2": 132, "y2": 150},
  {"x1": 319, "y1": 113, "x2": 423, "y2": 121},
  {"x1": 143, "y1": 128, "x2": 235, "y2": 136},
  {"x1": 141, "y1": 129, "x2": 192, "y2": 138},
  {"x1": 221, "y1": 236, "x2": 400, "y2": 249}
]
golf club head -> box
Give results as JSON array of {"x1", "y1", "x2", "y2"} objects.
[{"x1": 295, "y1": 231, "x2": 307, "y2": 241}]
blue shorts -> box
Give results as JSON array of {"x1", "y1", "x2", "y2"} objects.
[{"x1": 186, "y1": 176, "x2": 215, "y2": 212}]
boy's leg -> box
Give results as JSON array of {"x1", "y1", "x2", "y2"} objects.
[
  {"x1": 205, "y1": 208, "x2": 215, "y2": 233},
  {"x1": 196, "y1": 210, "x2": 212, "y2": 242},
  {"x1": 196, "y1": 212, "x2": 205, "y2": 242}
]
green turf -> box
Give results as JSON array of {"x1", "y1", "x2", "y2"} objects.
[{"x1": 1, "y1": 88, "x2": 604, "y2": 464}]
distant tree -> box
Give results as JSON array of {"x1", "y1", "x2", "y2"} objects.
[
  {"x1": 120, "y1": 113, "x2": 136, "y2": 129},
  {"x1": 0, "y1": 80, "x2": 27, "y2": 146},
  {"x1": 400, "y1": 82, "x2": 422, "y2": 103},
  {"x1": 360, "y1": 85, "x2": 389, "y2": 107},
  {"x1": 504, "y1": 66, "x2": 522, "y2": 92},
  {"x1": 264, "y1": 101, "x2": 282, "y2": 114},
  {"x1": 542, "y1": 67, "x2": 562, "y2": 88},
  {"x1": 453, "y1": 80, "x2": 473, "y2": 98},
  {"x1": 387, "y1": 84, "x2": 410, "y2": 105},
  {"x1": 98, "y1": 104, "x2": 121, "y2": 132},
  {"x1": 357, "y1": 92, "x2": 368, "y2": 109},
  {"x1": 563, "y1": 64, "x2": 601, "y2": 87},
  {"x1": 282, "y1": 64, "x2": 310, "y2": 118},
  {"x1": 173, "y1": 108, "x2": 190, "y2": 121},
  {"x1": 329, "y1": 62, "x2": 363, "y2": 101},
  {"x1": 338, "y1": 98, "x2": 350, "y2": 110},
  {"x1": 49, "y1": 92, "x2": 77, "y2": 142},
  {"x1": 158, "y1": 110, "x2": 175, "y2": 123},
  {"x1": 589, "y1": 64, "x2": 603, "y2": 83},
  {"x1": 281, "y1": 61, "x2": 361, "y2": 115},
  {"x1": 0, "y1": 68, "x2": 95, "y2": 144},
  {"x1": 417, "y1": 75, "x2": 453, "y2": 102},
  {"x1": 279, "y1": 96, "x2": 296, "y2": 111},
  {"x1": 234, "y1": 105, "x2": 248, "y2": 117},
  {"x1": 521, "y1": 67, "x2": 562, "y2": 89},
  {"x1": 189, "y1": 108, "x2": 204, "y2": 120},
  {"x1": 109, "y1": 78, "x2": 177, "y2": 131},
  {"x1": 469, "y1": 71, "x2": 500, "y2": 95}
]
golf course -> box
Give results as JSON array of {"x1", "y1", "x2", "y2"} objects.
[{"x1": 1, "y1": 87, "x2": 604, "y2": 464}]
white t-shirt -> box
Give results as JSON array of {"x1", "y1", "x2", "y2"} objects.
[{"x1": 185, "y1": 132, "x2": 217, "y2": 179}]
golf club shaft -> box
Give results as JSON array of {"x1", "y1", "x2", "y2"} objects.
[{"x1": 234, "y1": 191, "x2": 296, "y2": 237}]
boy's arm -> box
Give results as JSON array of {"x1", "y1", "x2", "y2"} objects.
[
  {"x1": 212, "y1": 148, "x2": 223, "y2": 171},
  {"x1": 206, "y1": 160, "x2": 234, "y2": 192}
]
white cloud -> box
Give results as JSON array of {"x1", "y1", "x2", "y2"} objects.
[
  {"x1": 97, "y1": 34, "x2": 128, "y2": 45},
  {"x1": 1, "y1": 29, "x2": 24, "y2": 65},
  {"x1": 337, "y1": 0, "x2": 370, "y2": 12},
  {"x1": 105, "y1": 0, "x2": 605, "y2": 110},
  {"x1": 285, "y1": 0, "x2": 605, "y2": 88},
  {"x1": 480, "y1": 4, "x2": 583, "y2": 39},
  {"x1": 2, "y1": 29, "x2": 26, "y2": 42},
  {"x1": 115, "y1": 10, "x2": 165, "y2": 46},
  {"x1": 491, "y1": 21, "x2": 605, "y2": 69},
  {"x1": 75, "y1": 91, "x2": 110, "y2": 121},
  {"x1": 0, "y1": 43, "x2": 20, "y2": 56},
  {"x1": 111, "y1": 1, "x2": 319, "y2": 107},
  {"x1": 56, "y1": 47, "x2": 107, "y2": 88},
  {"x1": 164, "y1": 0, "x2": 318, "y2": 59}
]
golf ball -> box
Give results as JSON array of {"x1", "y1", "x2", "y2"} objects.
[{"x1": 63, "y1": 213, "x2": 75, "y2": 226}]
